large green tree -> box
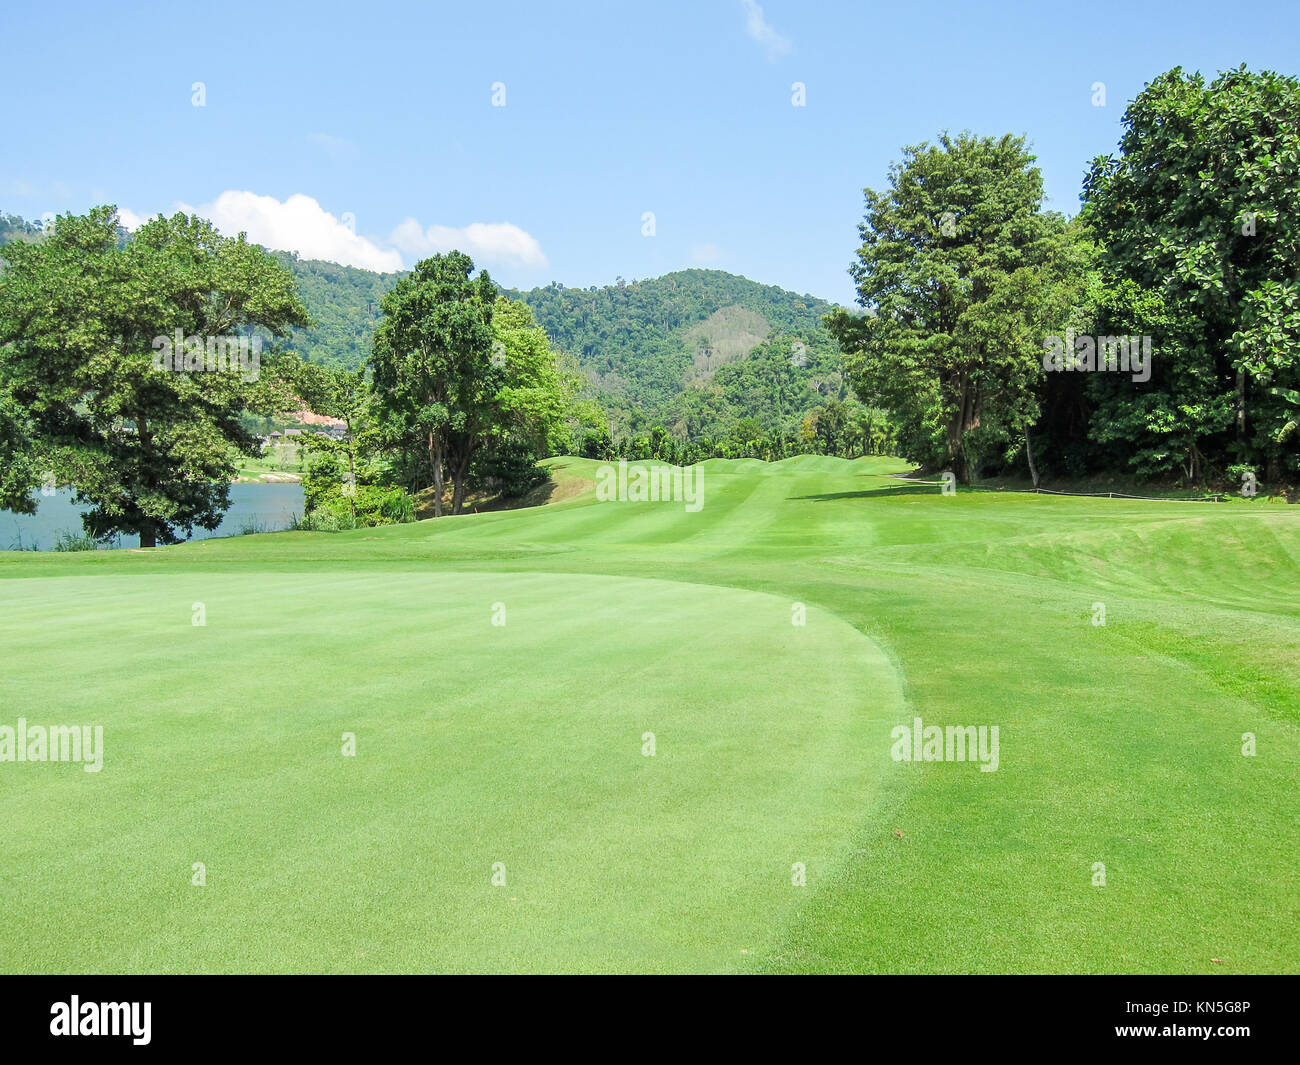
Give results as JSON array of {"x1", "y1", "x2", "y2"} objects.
[
  {"x1": 0, "y1": 389, "x2": 41, "y2": 511},
  {"x1": 484, "y1": 295, "x2": 574, "y2": 465},
  {"x1": 369, "y1": 252, "x2": 498, "y2": 516},
  {"x1": 1083, "y1": 65, "x2": 1300, "y2": 481},
  {"x1": 827, "y1": 132, "x2": 1080, "y2": 482},
  {"x1": 293, "y1": 361, "x2": 378, "y2": 526},
  {"x1": 0, "y1": 207, "x2": 307, "y2": 545}
]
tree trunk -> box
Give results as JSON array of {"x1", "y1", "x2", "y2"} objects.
[
  {"x1": 137, "y1": 412, "x2": 157, "y2": 547},
  {"x1": 947, "y1": 423, "x2": 974, "y2": 484},
  {"x1": 428, "y1": 430, "x2": 443, "y2": 518},
  {"x1": 1237, "y1": 370, "x2": 1247, "y2": 441},
  {"x1": 945, "y1": 376, "x2": 980, "y2": 484},
  {"x1": 1024, "y1": 424, "x2": 1040, "y2": 490},
  {"x1": 347, "y1": 446, "x2": 357, "y2": 527},
  {"x1": 450, "y1": 446, "x2": 474, "y2": 514}
]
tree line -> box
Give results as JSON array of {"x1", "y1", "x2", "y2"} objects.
[
  {"x1": 0, "y1": 210, "x2": 892, "y2": 548},
  {"x1": 270, "y1": 257, "x2": 873, "y2": 461},
  {"x1": 829, "y1": 65, "x2": 1300, "y2": 488},
  {"x1": 4, "y1": 62, "x2": 1290, "y2": 547},
  {"x1": 0, "y1": 212, "x2": 580, "y2": 544}
]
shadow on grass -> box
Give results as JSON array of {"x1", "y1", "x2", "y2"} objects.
[
  {"x1": 789, "y1": 483, "x2": 947, "y2": 502},
  {"x1": 415, "y1": 479, "x2": 559, "y2": 520}
]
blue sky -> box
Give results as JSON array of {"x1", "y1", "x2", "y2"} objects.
[{"x1": 4, "y1": 0, "x2": 1299, "y2": 304}]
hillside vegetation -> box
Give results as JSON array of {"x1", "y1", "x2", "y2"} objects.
[
  {"x1": 3, "y1": 214, "x2": 867, "y2": 457},
  {"x1": 263, "y1": 255, "x2": 856, "y2": 444}
]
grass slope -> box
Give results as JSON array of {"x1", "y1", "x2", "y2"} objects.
[{"x1": 0, "y1": 457, "x2": 1296, "y2": 973}]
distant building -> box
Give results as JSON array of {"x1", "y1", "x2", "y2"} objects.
[{"x1": 279, "y1": 398, "x2": 347, "y2": 430}]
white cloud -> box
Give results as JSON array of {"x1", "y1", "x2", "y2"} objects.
[
  {"x1": 740, "y1": 0, "x2": 791, "y2": 60},
  {"x1": 108, "y1": 191, "x2": 547, "y2": 275},
  {"x1": 389, "y1": 218, "x2": 549, "y2": 270},
  {"x1": 116, "y1": 207, "x2": 149, "y2": 231},
  {"x1": 176, "y1": 191, "x2": 403, "y2": 272}
]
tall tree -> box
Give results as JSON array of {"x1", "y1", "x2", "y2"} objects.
[
  {"x1": 827, "y1": 132, "x2": 1077, "y2": 482},
  {"x1": 0, "y1": 389, "x2": 40, "y2": 511},
  {"x1": 293, "y1": 361, "x2": 375, "y2": 526},
  {"x1": 1083, "y1": 65, "x2": 1300, "y2": 480},
  {"x1": 0, "y1": 207, "x2": 307, "y2": 545},
  {"x1": 369, "y1": 252, "x2": 497, "y2": 516},
  {"x1": 478, "y1": 295, "x2": 574, "y2": 484}
]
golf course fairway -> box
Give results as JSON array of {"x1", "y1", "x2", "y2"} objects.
[{"x1": 1, "y1": 456, "x2": 1296, "y2": 973}]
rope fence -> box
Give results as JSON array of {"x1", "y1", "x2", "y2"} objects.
[{"x1": 886, "y1": 473, "x2": 1232, "y2": 503}]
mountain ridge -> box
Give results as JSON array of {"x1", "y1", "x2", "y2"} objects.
[{"x1": 1, "y1": 212, "x2": 859, "y2": 442}]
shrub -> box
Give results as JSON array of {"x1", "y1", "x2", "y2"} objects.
[
  {"x1": 52, "y1": 529, "x2": 98, "y2": 552},
  {"x1": 470, "y1": 439, "x2": 549, "y2": 497},
  {"x1": 290, "y1": 509, "x2": 348, "y2": 532},
  {"x1": 293, "y1": 484, "x2": 416, "y2": 531}
]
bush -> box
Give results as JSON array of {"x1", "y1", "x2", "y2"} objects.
[
  {"x1": 290, "y1": 509, "x2": 347, "y2": 532},
  {"x1": 294, "y1": 483, "x2": 416, "y2": 531},
  {"x1": 469, "y1": 439, "x2": 549, "y2": 498},
  {"x1": 580, "y1": 427, "x2": 614, "y2": 460},
  {"x1": 52, "y1": 529, "x2": 97, "y2": 552},
  {"x1": 374, "y1": 487, "x2": 415, "y2": 523}
]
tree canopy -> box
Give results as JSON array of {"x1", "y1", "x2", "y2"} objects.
[
  {"x1": 1082, "y1": 65, "x2": 1300, "y2": 481},
  {"x1": 0, "y1": 206, "x2": 307, "y2": 545},
  {"x1": 827, "y1": 132, "x2": 1079, "y2": 482}
]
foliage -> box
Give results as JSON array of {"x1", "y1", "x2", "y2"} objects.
[
  {"x1": 291, "y1": 361, "x2": 378, "y2": 525},
  {"x1": 369, "y1": 251, "x2": 499, "y2": 516},
  {"x1": 319, "y1": 483, "x2": 414, "y2": 527},
  {"x1": 827, "y1": 132, "x2": 1081, "y2": 482},
  {"x1": 1082, "y1": 65, "x2": 1300, "y2": 481},
  {"x1": 0, "y1": 388, "x2": 41, "y2": 511},
  {"x1": 478, "y1": 294, "x2": 574, "y2": 488},
  {"x1": 467, "y1": 437, "x2": 551, "y2": 498},
  {"x1": 507, "y1": 270, "x2": 839, "y2": 418},
  {"x1": 51, "y1": 529, "x2": 98, "y2": 551},
  {"x1": 273, "y1": 252, "x2": 398, "y2": 369},
  {"x1": 0, "y1": 206, "x2": 307, "y2": 545}
]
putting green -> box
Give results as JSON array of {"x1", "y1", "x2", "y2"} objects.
[{"x1": 0, "y1": 570, "x2": 903, "y2": 973}]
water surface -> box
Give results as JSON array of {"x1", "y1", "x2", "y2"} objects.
[{"x1": 0, "y1": 483, "x2": 306, "y2": 551}]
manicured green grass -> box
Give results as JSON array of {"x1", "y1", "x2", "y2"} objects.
[
  {"x1": 1, "y1": 456, "x2": 1296, "y2": 973},
  {"x1": 233, "y1": 442, "x2": 304, "y2": 482}
]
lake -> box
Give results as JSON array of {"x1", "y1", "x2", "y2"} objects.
[{"x1": 0, "y1": 483, "x2": 306, "y2": 551}]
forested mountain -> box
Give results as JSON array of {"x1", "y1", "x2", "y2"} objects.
[
  {"x1": 0, "y1": 213, "x2": 41, "y2": 246},
  {"x1": 507, "y1": 271, "x2": 835, "y2": 401},
  {"x1": 271, "y1": 252, "x2": 398, "y2": 369},
  {"x1": 253, "y1": 246, "x2": 866, "y2": 445},
  {"x1": 502, "y1": 270, "x2": 854, "y2": 441},
  {"x1": 1, "y1": 211, "x2": 878, "y2": 455},
  {"x1": 265, "y1": 256, "x2": 847, "y2": 427}
]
